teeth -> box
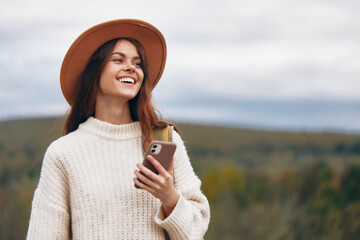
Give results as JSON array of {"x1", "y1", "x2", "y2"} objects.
[{"x1": 118, "y1": 78, "x2": 135, "y2": 84}]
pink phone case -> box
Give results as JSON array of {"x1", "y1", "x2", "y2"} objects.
[
  {"x1": 143, "y1": 141, "x2": 177, "y2": 174},
  {"x1": 135, "y1": 141, "x2": 176, "y2": 188}
]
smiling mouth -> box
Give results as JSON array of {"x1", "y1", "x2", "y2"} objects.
[{"x1": 117, "y1": 77, "x2": 135, "y2": 84}]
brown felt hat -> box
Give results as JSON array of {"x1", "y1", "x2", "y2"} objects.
[{"x1": 60, "y1": 19, "x2": 167, "y2": 105}]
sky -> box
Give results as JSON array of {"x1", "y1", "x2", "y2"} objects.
[{"x1": 0, "y1": 0, "x2": 359, "y2": 132}]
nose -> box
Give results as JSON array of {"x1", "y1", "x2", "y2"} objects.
[{"x1": 123, "y1": 61, "x2": 135, "y2": 72}]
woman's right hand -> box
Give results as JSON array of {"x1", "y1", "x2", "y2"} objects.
[{"x1": 133, "y1": 155, "x2": 179, "y2": 216}]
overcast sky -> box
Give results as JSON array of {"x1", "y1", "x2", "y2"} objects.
[{"x1": 0, "y1": 0, "x2": 359, "y2": 130}]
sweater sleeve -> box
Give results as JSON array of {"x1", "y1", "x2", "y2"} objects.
[
  {"x1": 154, "y1": 131, "x2": 210, "y2": 240},
  {"x1": 26, "y1": 142, "x2": 71, "y2": 240}
]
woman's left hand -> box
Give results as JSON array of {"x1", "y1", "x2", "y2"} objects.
[{"x1": 133, "y1": 155, "x2": 180, "y2": 216}]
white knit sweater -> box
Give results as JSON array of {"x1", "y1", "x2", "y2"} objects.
[{"x1": 26, "y1": 117, "x2": 210, "y2": 240}]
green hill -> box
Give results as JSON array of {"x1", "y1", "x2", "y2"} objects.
[{"x1": 1, "y1": 116, "x2": 360, "y2": 239}]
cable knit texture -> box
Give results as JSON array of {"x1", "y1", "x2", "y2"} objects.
[{"x1": 26, "y1": 117, "x2": 210, "y2": 240}]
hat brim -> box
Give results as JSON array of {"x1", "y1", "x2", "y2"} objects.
[{"x1": 60, "y1": 19, "x2": 167, "y2": 105}]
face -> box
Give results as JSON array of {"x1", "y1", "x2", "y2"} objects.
[{"x1": 97, "y1": 39, "x2": 144, "y2": 103}]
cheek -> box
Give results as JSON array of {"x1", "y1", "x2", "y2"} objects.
[
  {"x1": 98, "y1": 71, "x2": 115, "y2": 93},
  {"x1": 100, "y1": 64, "x2": 116, "y2": 82},
  {"x1": 138, "y1": 70, "x2": 144, "y2": 83}
]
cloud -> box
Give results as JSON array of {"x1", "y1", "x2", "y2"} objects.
[{"x1": 0, "y1": 0, "x2": 359, "y2": 127}]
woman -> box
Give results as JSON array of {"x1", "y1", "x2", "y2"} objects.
[{"x1": 26, "y1": 19, "x2": 210, "y2": 240}]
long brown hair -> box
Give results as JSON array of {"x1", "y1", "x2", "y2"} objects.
[{"x1": 63, "y1": 38, "x2": 179, "y2": 149}]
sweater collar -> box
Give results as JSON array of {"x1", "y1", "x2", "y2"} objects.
[{"x1": 78, "y1": 117, "x2": 142, "y2": 140}]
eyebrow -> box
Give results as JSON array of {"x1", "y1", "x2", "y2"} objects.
[{"x1": 112, "y1": 52, "x2": 141, "y2": 60}]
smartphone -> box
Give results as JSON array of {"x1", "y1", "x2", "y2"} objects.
[{"x1": 135, "y1": 141, "x2": 177, "y2": 188}]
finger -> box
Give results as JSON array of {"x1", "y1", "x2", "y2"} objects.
[
  {"x1": 133, "y1": 177, "x2": 154, "y2": 193},
  {"x1": 137, "y1": 162, "x2": 158, "y2": 180},
  {"x1": 146, "y1": 155, "x2": 168, "y2": 176},
  {"x1": 134, "y1": 169, "x2": 155, "y2": 187},
  {"x1": 168, "y1": 158, "x2": 174, "y2": 176}
]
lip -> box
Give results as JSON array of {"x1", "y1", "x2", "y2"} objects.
[{"x1": 116, "y1": 75, "x2": 137, "y2": 84}]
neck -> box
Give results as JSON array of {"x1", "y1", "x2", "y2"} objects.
[{"x1": 95, "y1": 96, "x2": 133, "y2": 125}]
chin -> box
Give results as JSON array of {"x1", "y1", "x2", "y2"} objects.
[{"x1": 117, "y1": 93, "x2": 138, "y2": 101}]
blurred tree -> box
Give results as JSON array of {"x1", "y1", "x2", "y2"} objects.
[{"x1": 341, "y1": 165, "x2": 360, "y2": 205}]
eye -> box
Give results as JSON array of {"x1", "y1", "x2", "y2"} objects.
[
  {"x1": 134, "y1": 62, "x2": 143, "y2": 68},
  {"x1": 112, "y1": 58, "x2": 123, "y2": 63}
]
